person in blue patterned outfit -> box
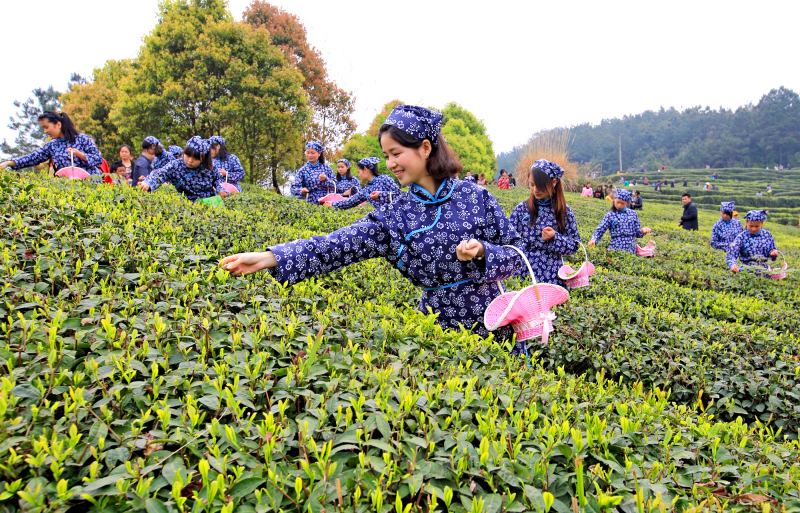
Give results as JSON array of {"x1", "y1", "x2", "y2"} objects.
[
  {"x1": 588, "y1": 189, "x2": 652, "y2": 253},
  {"x1": 333, "y1": 158, "x2": 360, "y2": 197},
  {"x1": 209, "y1": 135, "x2": 245, "y2": 192},
  {"x1": 509, "y1": 159, "x2": 580, "y2": 285},
  {"x1": 168, "y1": 145, "x2": 183, "y2": 160},
  {"x1": 1, "y1": 112, "x2": 103, "y2": 175},
  {"x1": 139, "y1": 136, "x2": 225, "y2": 201},
  {"x1": 331, "y1": 157, "x2": 401, "y2": 209},
  {"x1": 221, "y1": 105, "x2": 524, "y2": 337},
  {"x1": 290, "y1": 140, "x2": 335, "y2": 203},
  {"x1": 726, "y1": 210, "x2": 779, "y2": 273},
  {"x1": 149, "y1": 137, "x2": 174, "y2": 170},
  {"x1": 710, "y1": 201, "x2": 743, "y2": 250}
]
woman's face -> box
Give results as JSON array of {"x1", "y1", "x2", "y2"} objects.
[
  {"x1": 40, "y1": 119, "x2": 62, "y2": 139},
  {"x1": 380, "y1": 133, "x2": 429, "y2": 187},
  {"x1": 119, "y1": 146, "x2": 132, "y2": 160},
  {"x1": 746, "y1": 221, "x2": 763, "y2": 235},
  {"x1": 183, "y1": 154, "x2": 202, "y2": 169},
  {"x1": 305, "y1": 148, "x2": 320, "y2": 163},
  {"x1": 210, "y1": 145, "x2": 220, "y2": 158},
  {"x1": 337, "y1": 162, "x2": 348, "y2": 175},
  {"x1": 532, "y1": 177, "x2": 555, "y2": 200},
  {"x1": 614, "y1": 199, "x2": 628, "y2": 210},
  {"x1": 721, "y1": 212, "x2": 732, "y2": 221}
]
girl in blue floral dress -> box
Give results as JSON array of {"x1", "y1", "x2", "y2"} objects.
[
  {"x1": 509, "y1": 159, "x2": 580, "y2": 285},
  {"x1": 726, "y1": 210, "x2": 779, "y2": 273},
  {"x1": 710, "y1": 201, "x2": 743, "y2": 250},
  {"x1": 139, "y1": 136, "x2": 225, "y2": 202},
  {"x1": 332, "y1": 157, "x2": 401, "y2": 209},
  {"x1": 1, "y1": 112, "x2": 103, "y2": 176},
  {"x1": 290, "y1": 140, "x2": 335, "y2": 204},
  {"x1": 589, "y1": 189, "x2": 652, "y2": 253},
  {"x1": 221, "y1": 105, "x2": 524, "y2": 336}
]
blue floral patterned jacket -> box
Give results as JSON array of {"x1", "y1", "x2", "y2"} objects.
[
  {"x1": 269, "y1": 178, "x2": 523, "y2": 335},
  {"x1": 12, "y1": 134, "x2": 103, "y2": 175}
]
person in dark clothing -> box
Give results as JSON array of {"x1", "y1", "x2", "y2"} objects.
[
  {"x1": 131, "y1": 137, "x2": 158, "y2": 185},
  {"x1": 679, "y1": 193, "x2": 698, "y2": 230},
  {"x1": 631, "y1": 190, "x2": 643, "y2": 210}
]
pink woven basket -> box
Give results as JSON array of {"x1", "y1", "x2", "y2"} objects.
[
  {"x1": 558, "y1": 242, "x2": 595, "y2": 289},
  {"x1": 767, "y1": 252, "x2": 789, "y2": 280},
  {"x1": 221, "y1": 182, "x2": 239, "y2": 195},
  {"x1": 636, "y1": 240, "x2": 656, "y2": 257},
  {"x1": 55, "y1": 153, "x2": 90, "y2": 180},
  {"x1": 484, "y1": 246, "x2": 569, "y2": 344},
  {"x1": 318, "y1": 193, "x2": 346, "y2": 205}
]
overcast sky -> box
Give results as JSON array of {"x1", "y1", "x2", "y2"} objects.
[{"x1": 2, "y1": 0, "x2": 798, "y2": 152}]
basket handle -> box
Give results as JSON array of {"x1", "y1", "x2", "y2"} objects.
[
  {"x1": 561, "y1": 241, "x2": 589, "y2": 267},
  {"x1": 496, "y1": 245, "x2": 537, "y2": 294}
]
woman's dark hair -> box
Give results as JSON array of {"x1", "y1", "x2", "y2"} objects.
[
  {"x1": 378, "y1": 125, "x2": 462, "y2": 181},
  {"x1": 722, "y1": 210, "x2": 733, "y2": 217},
  {"x1": 183, "y1": 144, "x2": 213, "y2": 170},
  {"x1": 356, "y1": 160, "x2": 378, "y2": 177},
  {"x1": 155, "y1": 145, "x2": 164, "y2": 156},
  {"x1": 500, "y1": 169, "x2": 508, "y2": 176},
  {"x1": 38, "y1": 111, "x2": 79, "y2": 143},
  {"x1": 213, "y1": 142, "x2": 229, "y2": 160},
  {"x1": 110, "y1": 160, "x2": 126, "y2": 171},
  {"x1": 528, "y1": 169, "x2": 567, "y2": 231}
]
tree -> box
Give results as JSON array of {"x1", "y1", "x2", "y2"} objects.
[
  {"x1": 441, "y1": 103, "x2": 495, "y2": 178},
  {"x1": 113, "y1": 0, "x2": 309, "y2": 185},
  {"x1": 61, "y1": 60, "x2": 134, "y2": 158},
  {"x1": 341, "y1": 100, "x2": 402, "y2": 176},
  {"x1": 243, "y1": 1, "x2": 355, "y2": 149},
  {"x1": 1, "y1": 86, "x2": 63, "y2": 158}
]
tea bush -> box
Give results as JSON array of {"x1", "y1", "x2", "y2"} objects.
[{"x1": 1, "y1": 173, "x2": 799, "y2": 512}]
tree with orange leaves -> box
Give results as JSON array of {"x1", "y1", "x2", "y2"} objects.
[{"x1": 243, "y1": 1, "x2": 355, "y2": 150}]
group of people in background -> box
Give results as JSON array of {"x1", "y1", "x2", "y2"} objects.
[{"x1": 0, "y1": 111, "x2": 246, "y2": 204}]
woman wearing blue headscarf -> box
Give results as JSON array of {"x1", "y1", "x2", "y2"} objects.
[
  {"x1": 589, "y1": 189, "x2": 652, "y2": 253},
  {"x1": 331, "y1": 157, "x2": 400, "y2": 209},
  {"x1": 710, "y1": 201, "x2": 743, "y2": 250},
  {"x1": 209, "y1": 135, "x2": 245, "y2": 192},
  {"x1": 221, "y1": 105, "x2": 524, "y2": 338},
  {"x1": 726, "y1": 210, "x2": 778, "y2": 273},
  {"x1": 290, "y1": 140, "x2": 335, "y2": 204},
  {"x1": 139, "y1": 136, "x2": 224, "y2": 202},
  {"x1": 333, "y1": 158, "x2": 360, "y2": 197}
]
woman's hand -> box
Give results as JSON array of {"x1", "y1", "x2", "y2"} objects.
[
  {"x1": 219, "y1": 251, "x2": 276, "y2": 276},
  {"x1": 770, "y1": 249, "x2": 779, "y2": 258},
  {"x1": 138, "y1": 182, "x2": 151, "y2": 192},
  {"x1": 730, "y1": 265, "x2": 740, "y2": 273},
  {"x1": 0, "y1": 160, "x2": 14, "y2": 169},
  {"x1": 588, "y1": 240, "x2": 596, "y2": 249},
  {"x1": 319, "y1": 174, "x2": 327, "y2": 182},
  {"x1": 219, "y1": 168, "x2": 228, "y2": 177},
  {"x1": 642, "y1": 227, "x2": 652, "y2": 235},
  {"x1": 66, "y1": 148, "x2": 87, "y2": 161},
  {"x1": 301, "y1": 187, "x2": 309, "y2": 195},
  {"x1": 541, "y1": 227, "x2": 556, "y2": 241},
  {"x1": 456, "y1": 239, "x2": 485, "y2": 261},
  {"x1": 369, "y1": 191, "x2": 381, "y2": 200}
]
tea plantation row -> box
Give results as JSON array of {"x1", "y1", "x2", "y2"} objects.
[{"x1": 1, "y1": 172, "x2": 798, "y2": 512}]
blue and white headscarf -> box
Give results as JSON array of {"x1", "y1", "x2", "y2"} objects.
[
  {"x1": 185, "y1": 136, "x2": 210, "y2": 155},
  {"x1": 382, "y1": 105, "x2": 444, "y2": 145},
  {"x1": 144, "y1": 136, "x2": 161, "y2": 147},
  {"x1": 209, "y1": 135, "x2": 225, "y2": 147},
  {"x1": 531, "y1": 159, "x2": 564, "y2": 180},
  {"x1": 358, "y1": 156, "x2": 381, "y2": 171},
  {"x1": 615, "y1": 189, "x2": 632, "y2": 203},
  {"x1": 168, "y1": 145, "x2": 183, "y2": 159},
  {"x1": 305, "y1": 140, "x2": 323, "y2": 153},
  {"x1": 744, "y1": 210, "x2": 768, "y2": 222},
  {"x1": 336, "y1": 158, "x2": 351, "y2": 169},
  {"x1": 720, "y1": 201, "x2": 735, "y2": 212}
]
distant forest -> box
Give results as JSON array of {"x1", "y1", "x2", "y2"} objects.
[{"x1": 497, "y1": 87, "x2": 800, "y2": 175}]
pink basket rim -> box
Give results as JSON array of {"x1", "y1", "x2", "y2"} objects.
[{"x1": 484, "y1": 283, "x2": 569, "y2": 331}]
